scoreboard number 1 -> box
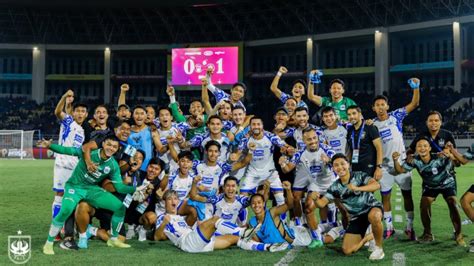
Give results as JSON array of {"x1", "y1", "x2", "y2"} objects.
[{"x1": 183, "y1": 58, "x2": 224, "y2": 75}]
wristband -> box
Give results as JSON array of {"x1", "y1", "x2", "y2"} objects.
[
  {"x1": 276, "y1": 71, "x2": 282, "y2": 77},
  {"x1": 169, "y1": 95, "x2": 176, "y2": 103}
]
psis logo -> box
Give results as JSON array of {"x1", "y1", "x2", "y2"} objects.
[{"x1": 8, "y1": 230, "x2": 31, "y2": 264}]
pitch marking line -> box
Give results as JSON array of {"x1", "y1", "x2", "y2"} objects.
[
  {"x1": 392, "y1": 252, "x2": 406, "y2": 266},
  {"x1": 274, "y1": 247, "x2": 302, "y2": 266}
]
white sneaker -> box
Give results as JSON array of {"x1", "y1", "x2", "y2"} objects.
[
  {"x1": 368, "y1": 239, "x2": 376, "y2": 252},
  {"x1": 126, "y1": 225, "x2": 136, "y2": 240},
  {"x1": 137, "y1": 226, "x2": 147, "y2": 242},
  {"x1": 268, "y1": 242, "x2": 290, "y2": 252},
  {"x1": 369, "y1": 246, "x2": 385, "y2": 260},
  {"x1": 241, "y1": 224, "x2": 261, "y2": 241}
]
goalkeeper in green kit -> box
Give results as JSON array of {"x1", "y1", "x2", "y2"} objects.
[{"x1": 37, "y1": 135, "x2": 148, "y2": 255}]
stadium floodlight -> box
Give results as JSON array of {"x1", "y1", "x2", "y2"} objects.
[
  {"x1": 375, "y1": 30, "x2": 380, "y2": 33},
  {"x1": 105, "y1": 47, "x2": 110, "y2": 51},
  {"x1": 33, "y1": 47, "x2": 38, "y2": 51}
]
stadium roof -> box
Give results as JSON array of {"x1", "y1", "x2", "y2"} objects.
[{"x1": 0, "y1": 0, "x2": 473, "y2": 44}]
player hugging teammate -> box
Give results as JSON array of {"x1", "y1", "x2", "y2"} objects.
[{"x1": 37, "y1": 69, "x2": 472, "y2": 259}]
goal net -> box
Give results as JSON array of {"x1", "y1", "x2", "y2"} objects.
[{"x1": 0, "y1": 130, "x2": 35, "y2": 159}]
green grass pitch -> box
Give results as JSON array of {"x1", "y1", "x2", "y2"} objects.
[{"x1": 0, "y1": 160, "x2": 473, "y2": 265}]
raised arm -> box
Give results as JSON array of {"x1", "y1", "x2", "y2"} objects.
[
  {"x1": 55, "y1": 90, "x2": 74, "y2": 121},
  {"x1": 270, "y1": 66, "x2": 287, "y2": 99},
  {"x1": 446, "y1": 142, "x2": 469, "y2": 165},
  {"x1": 405, "y1": 78, "x2": 420, "y2": 113},
  {"x1": 81, "y1": 140, "x2": 100, "y2": 173},
  {"x1": 392, "y1": 152, "x2": 407, "y2": 174},
  {"x1": 278, "y1": 155, "x2": 296, "y2": 173},
  {"x1": 270, "y1": 181, "x2": 293, "y2": 216},
  {"x1": 167, "y1": 85, "x2": 187, "y2": 123},
  {"x1": 231, "y1": 143, "x2": 255, "y2": 171},
  {"x1": 37, "y1": 140, "x2": 82, "y2": 157},
  {"x1": 200, "y1": 78, "x2": 214, "y2": 116},
  {"x1": 154, "y1": 215, "x2": 170, "y2": 241},
  {"x1": 189, "y1": 176, "x2": 208, "y2": 202},
  {"x1": 117, "y1": 83, "x2": 129, "y2": 107},
  {"x1": 307, "y1": 70, "x2": 323, "y2": 106}
]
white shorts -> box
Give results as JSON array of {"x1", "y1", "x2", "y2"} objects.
[
  {"x1": 53, "y1": 167, "x2": 74, "y2": 192},
  {"x1": 178, "y1": 228, "x2": 215, "y2": 253},
  {"x1": 240, "y1": 170, "x2": 282, "y2": 193},
  {"x1": 290, "y1": 225, "x2": 312, "y2": 246},
  {"x1": 307, "y1": 182, "x2": 332, "y2": 195},
  {"x1": 380, "y1": 167, "x2": 412, "y2": 193}
]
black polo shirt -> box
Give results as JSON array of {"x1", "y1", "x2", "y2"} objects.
[
  {"x1": 346, "y1": 121, "x2": 380, "y2": 175},
  {"x1": 409, "y1": 129, "x2": 456, "y2": 153}
]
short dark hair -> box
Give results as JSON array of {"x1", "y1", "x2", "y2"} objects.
[
  {"x1": 103, "y1": 135, "x2": 120, "y2": 144},
  {"x1": 292, "y1": 79, "x2": 307, "y2": 89},
  {"x1": 231, "y1": 105, "x2": 246, "y2": 113},
  {"x1": 148, "y1": 157, "x2": 165, "y2": 170},
  {"x1": 207, "y1": 115, "x2": 222, "y2": 125},
  {"x1": 347, "y1": 105, "x2": 361, "y2": 113},
  {"x1": 73, "y1": 103, "x2": 88, "y2": 111},
  {"x1": 249, "y1": 193, "x2": 265, "y2": 203},
  {"x1": 250, "y1": 116, "x2": 263, "y2": 124},
  {"x1": 285, "y1": 97, "x2": 298, "y2": 104},
  {"x1": 372, "y1": 95, "x2": 389, "y2": 105},
  {"x1": 94, "y1": 104, "x2": 108, "y2": 114},
  {"x1": 232, "y1": 82, "x2": 247, "y2": 92},
  {"x1": 158, "y1": 106, "x2": 172, "y2": 115},
  {"x1": 426, "y1": 110, "x2": 442, "y2": 121},
  {"x1": 190, "y1": 99, "x2": 203, "y2": 106},
  {"x1": 223, "y1": 176, "x2": 239, "y2": 185},
  {"x1": 329, "y1": 79, "x2": 345, "y2": 88},
  {"x1": 145, "y1": 105, "x2": 156, "y2": 112},
  {"x1": 178, "y1": 151, "x2": 194, "y2": 161},
  {"x1": 320, "y1": 106, "x2": 336, "y2": 115},
  {"x1": 133, "y1": 105, "x2": 146, "y2": 113},
  {"x1": 415, "y1": 136, "x2": 431, "y2": 146},
  {"x1": 331, "y1": 153, "x2": 349, "y2": 164},
  {"x1": 294, "y1": 106, "x2": 309, "y2": 114},
  {"x1": 302, "y1": 126, "x2": 316, "y2": 136},
  {"x1": 113, "y1": 119, "x2": 131, "y2": 129},
  {"x1": 205, "y1": 140, "x2": 221, "y2": 151},
  {"x1": 135, "y1": 149, "x2": 146, "y2": 159}
]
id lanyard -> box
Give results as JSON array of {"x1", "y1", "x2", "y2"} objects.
[
  {"x1": 429, "y1": 137, "x2": 443, "y2": 152},
  {"x1": 351, "y1": 121, "x2": 365, "y2": 164}
]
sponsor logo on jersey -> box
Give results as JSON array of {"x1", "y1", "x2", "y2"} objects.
[
  {"x1": 221, "y1": 213, "x2": 233, "y2": 220},
  {"x1": 310, "y1": 165, "x2": 322, "y2": 174},
  {"x1": 329, "y1": 139, "x2": 341, "y2": 147},
  {"x1": 202, "y1": 176, "x2": 214, "y2": 185},
  {"x1": 253, "y1": 149, "x2": 264, "y2": 157}
]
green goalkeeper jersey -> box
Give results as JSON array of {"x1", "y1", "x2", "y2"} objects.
[{"x1": 49, "y1": 144, "x2": 135, "y2": 194}]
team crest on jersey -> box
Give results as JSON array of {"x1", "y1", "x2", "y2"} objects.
[
  {"x1": 340, "y1": 105, "x2": 346, "y2": 110},
  {"x1": 68, "y1": 189, "x2": 75, "y2": 194},
  {"x1": 431, "y1": 167, "x2": 438, "y2": 175},
  {"x1": 438, "y1": 138, "x2": 445, "y2": 147},
  {"x1": 104, "y1": 166, "x2": 110, "y2": 174}
]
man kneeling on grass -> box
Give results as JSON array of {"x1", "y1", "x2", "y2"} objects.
[
  {"x1": 38, "y1": 136, "x2": 149, "y2": 255},
  {"x1": 310, "y1": 153, "x2": 385, "y2": 260}
]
